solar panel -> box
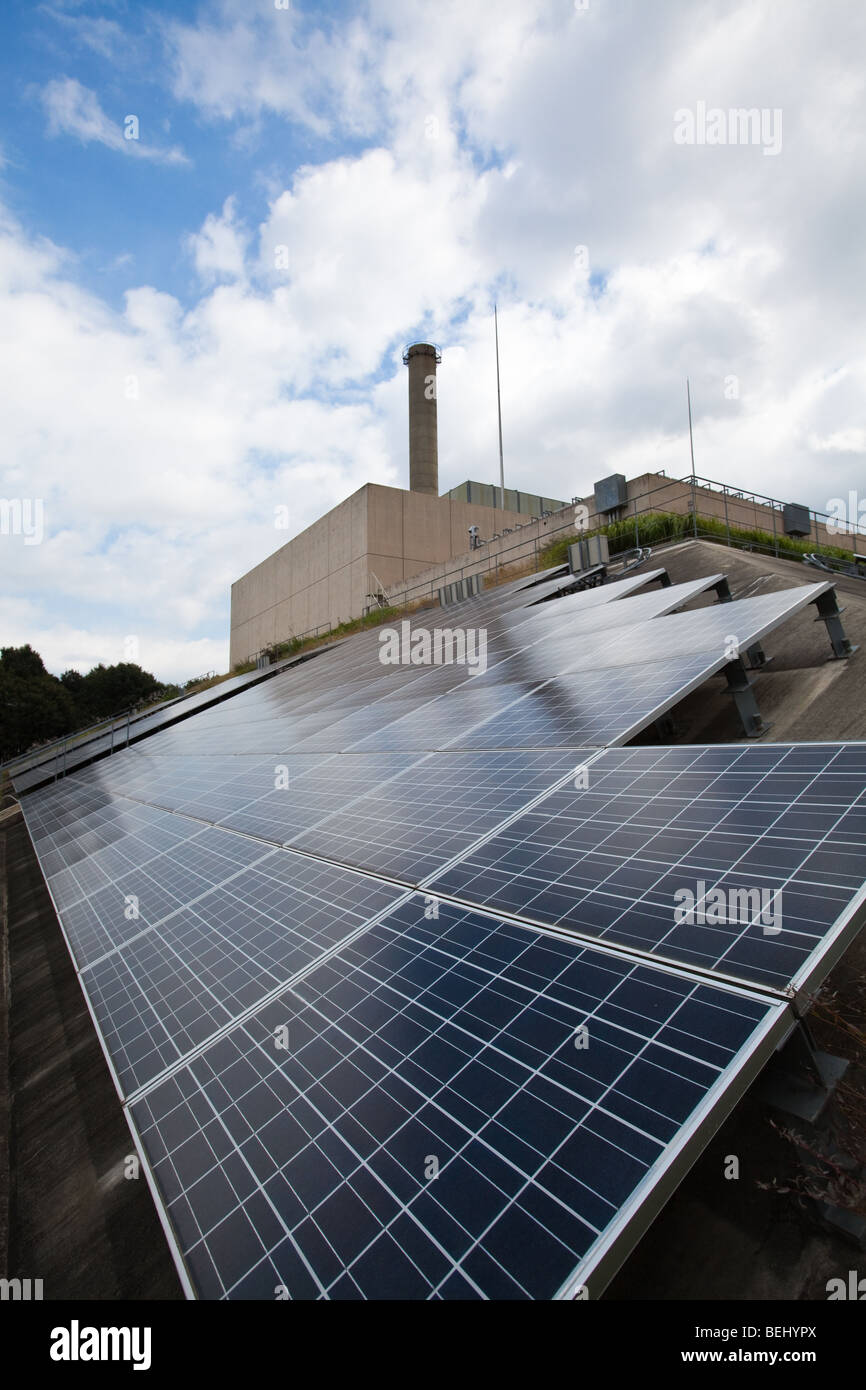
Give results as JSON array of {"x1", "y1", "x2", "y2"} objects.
[
  {"x1": 127, "y1": 896, "x2": 787, "y2": 1300},
  {"x1": 343, "y1": 680, "x2": 545, "y2": 753},
  {"x1": 56, "y1": 826, "x2": 278, "y2": 970},
  {"x1": 331, "y1": 582, "x2": 736, "y2": 756},
  {"x1": 502, "y1": 574, "x2": 725, "y2": 638},
  {"x1": 291, "y1": 749, "x2": 583, "y2": 881},
  {"x1": 10, "y1": 647, "x2": 341, "y2": 792},
  {"x1": 542, "y1": 583, "x2": 832, "y2": 675},
  {"x1": 427, "y1": 743, "x2": 866, "y2": 994},
  {"x1": 74, "y1": 847, "x2": 408, "y2": 1097},
  {"x1": 438, "y1": 660, "x2": 719, "y2": 750},
  {"x1": 15, "y1": 565, "x2": 699, "y2": 783},
  {"x1": 15, "y1": 556, "x2": 865, "y2": 1302}
]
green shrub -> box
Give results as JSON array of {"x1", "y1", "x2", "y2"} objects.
[{"x1": 539, "y1": 510, "x2": 854, "y2": 569}]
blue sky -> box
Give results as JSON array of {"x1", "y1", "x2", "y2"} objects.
[{"x1": 1, "y1": 0, "x2": 864, "y2": 681}]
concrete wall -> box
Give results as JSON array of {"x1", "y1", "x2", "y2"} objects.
[
  {"x1": 230, "y1": 486, "x2": 369, "y2": 667},
  {"x1": 230, "y1": 471, "x2": 861, "y2": 666},
  {"x1": 229, "y1": 483, "x2": 527, "y2": 667},
  {"x1": 611, "y1": 472, "x2": 857, "y2": 551},
  {"x1": 384, "y1": 473, "x2": 861, "y2": 609}
]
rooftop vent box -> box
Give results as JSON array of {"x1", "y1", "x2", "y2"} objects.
[
  {"x1": 783, "y1": 502, "x2": 811, "y2": 538},
  {"x1": 438, "y1": 573, "x2": 484, "y2": 608},
  {"x1": 594, "y1": 473, "x2": 628, "y2": 514},
  {"x1": 569, "y1": 534, "x2": 609, "y2": 574}
]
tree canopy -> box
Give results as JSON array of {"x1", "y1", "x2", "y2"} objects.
[{"x1": 0, "y1": 646, "x2": 165, "y2": 762}]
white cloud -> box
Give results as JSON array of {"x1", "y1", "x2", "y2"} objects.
[
  {"x1": 187, "y1": 197, "x2": 250, "y2": 283},
  {"x1": 0, "y1": 201, "x2": 400, "y2": 679},
  {"x1": 41, "y1": 78, "x2": 189, "y2": 165},
  {"x1": 0, "y1": 596, "x2": 228, "y2": 685},
  {"x1": 47, "y1": 8, "x2": 128, "y2": 62},
  {"x1": 5, "y1": 0, "x2": 865, "y2": 681}
]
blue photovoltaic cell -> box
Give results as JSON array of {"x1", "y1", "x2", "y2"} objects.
[
  {"x1": 128, "y1": 896, "x2": 782, "y2": 1300},
  {"x1": 75, "y1": 848, "x2": 407, "y2": 1096},
  {"x1": 291, "y1": 749, "x2": 581, "y2": 881},
  {"x1": 428, "y1": 743, "x2": 866, "y2": 992}
]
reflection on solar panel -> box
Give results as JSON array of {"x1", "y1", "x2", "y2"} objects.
[
  {"x1": 503, "y1": 574, "x2": 725, "y2": 638},
  {"x1": 439, "y1": 661, "x2": 720, "y2": 750},
  {"x1": 292, "y1": 749, "x2": 582, "y2": 880},
  {"x1": 16, "y1": 560, "x2": 866, "y2": 1300},
  {"x1": 129, "y1": 898, "x2": 787, "y2": 1300},
  {"x1": 11, "y1": 648, "x2": 339, "y2": 792},
  {"x1": 428, "y1": 743, "x2": 866, "y2": 994}
]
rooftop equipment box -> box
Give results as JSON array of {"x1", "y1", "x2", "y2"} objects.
[
  {"x1": 568, "y1": 534, "x2": 610, "y2": 574},
  {"x1": 438, "y1": 573, "x2": 484, "y2": 607},
  {"x1": 783, "y1": 502, "x2": 812, "y2": 538},
  {"x1": 593, "y1": 473, "x2": 628, "y2": 514}
]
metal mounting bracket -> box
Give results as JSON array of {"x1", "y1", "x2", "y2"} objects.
[
  {"x1": 722, "y1": 657, "x2": 770, "y2": 738},
  {"x1": 812, "y1": 588, "x2": 859, "y2": 659}
]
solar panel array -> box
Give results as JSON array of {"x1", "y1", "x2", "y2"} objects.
[
  {"x1": 429, "y1": 742, "x2": 866, "y2": 994},
  {"x1": 18, "y1": 563, "x2": 865, "y2": 1300},
  {"x1": 11, "y1": 649, "x2": 335, "y2": 792}
]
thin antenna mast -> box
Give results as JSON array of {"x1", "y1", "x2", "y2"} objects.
[
  {"x1": 687, "y1": 378, "x2": 698, "y2": 537},
  {"x1": 495, "y1": 304, "x2": 505, "y2": 508}
]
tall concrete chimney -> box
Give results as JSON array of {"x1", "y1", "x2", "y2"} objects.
[{"x1": 403, "y1": 342, "x2": 441, "y2": 494}]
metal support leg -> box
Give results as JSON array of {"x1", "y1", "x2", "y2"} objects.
[
  {"x1": 723, "y1": 658, "x2": 770, "y2": 738},
  {"x1": 758, "y1": 1018, "x2": 848, "y2": 1123},
  {"x1": 812, "y1": 588, "x2": 859, "y2": 659},
  {"x1": 712, "y1": 577, "x2": 733, "y2": 603},
  {"x1": 745, "y1": 642, "x2": 770, "y2": 670}
]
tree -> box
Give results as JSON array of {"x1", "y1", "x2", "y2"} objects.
[
  {"x1": 1, "y1": 644, "x2": 47, "y2": 679},
  {"x1": 60, "y1": 668, "x2": 86, "y2": 696},
  {"x1": 0, "y1": 648, "x2": 166, "y2": 761},
  {"x1": 0, "y1": 649, "x2": 77, "y2": 760},
  {"x1": 77, "y1": 662, "x2": 161, "y2": 720}
]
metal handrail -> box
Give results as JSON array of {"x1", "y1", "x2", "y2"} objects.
[
  {"x1": 238, "y1": 471, "x2": 865, "y2": 664},
  {"x1": 2, "y1": 672, "x2": 219, "y2": 774}
]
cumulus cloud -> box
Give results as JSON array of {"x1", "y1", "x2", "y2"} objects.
[
  {"x1": 0, "y1": 203, "x2": 397, "y2": 679},
  {"x1": 5, "y1": 0, "x2": 865, "y2": 680},
  {"x1": 187, "y1": 196, "x2": 250, "y2": 283}
]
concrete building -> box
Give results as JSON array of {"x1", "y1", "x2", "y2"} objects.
[
  {"x1": 230, "y1": 338, "x2": 538, "y2": 668},
  {"x1": 230, "y1": 333, "x2": 863, "y2": 668},
  {"x1": 229, "y1": 482, "x2": 531, "y2": 668},
  {"x1": 446, "y1": 481, "x2": 567, "y2": 516},
  {"x1": 384, "y1": 470, "x2": 864, "y2": 611}
]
